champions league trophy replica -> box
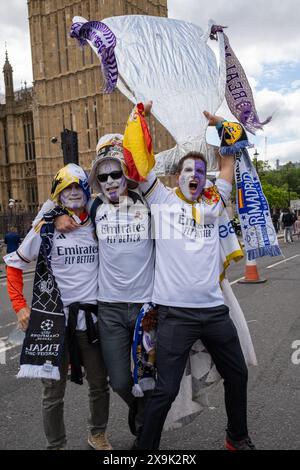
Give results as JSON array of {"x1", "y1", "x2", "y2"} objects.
[
  {"x1": 70, "y1": 14, "x2": 280, "y2": 262},
  {"x1": 71, "y1": 15, "x2": 226, "y2": 174}
]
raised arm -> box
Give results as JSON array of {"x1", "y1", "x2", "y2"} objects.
[
  {"x1": 218, "y1": 154, "x2": 235, "y2": 185},
  {"x1": 203, "y1": 110, "x2": 235, "y2": 185}
]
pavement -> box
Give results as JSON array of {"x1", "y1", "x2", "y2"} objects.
[{"x1": 0, "y1": 237, "x2": 300, "y2": 450}]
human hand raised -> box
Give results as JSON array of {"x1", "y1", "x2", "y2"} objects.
[
  {"x1": 203, "y1": 110, "x2": 225, "y2": 126},
  {"x1": 144, "y1": 101, "x2": 153, "y2": 117}
]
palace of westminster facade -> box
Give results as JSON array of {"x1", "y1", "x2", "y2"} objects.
[{"x1": 0, "y1": 0, "x2": 172, "y2": 212}]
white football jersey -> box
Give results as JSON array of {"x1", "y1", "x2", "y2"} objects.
[
  {"x1": 94, "y1": 194, "x2": 154, "y2": 303},
  {"x1": 140, "y1": 172, "x2": 232, "y2": 308},
  {"x1": 4, "y1": 219, "x2": 98, "y2": 330}
]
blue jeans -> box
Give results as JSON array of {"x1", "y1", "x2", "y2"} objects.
[
  {"x1": 284, "y1": 226, "x2": 293, "y2": 243},
  {"x1": 98, "y1": 301, "x2": 150, "y2": 432}
]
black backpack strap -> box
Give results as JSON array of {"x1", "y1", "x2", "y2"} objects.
[
  {"x1": 90, "y1": 196, "x2": 103, "y2": 231},
  {"x1": 128, "y1": 190, "x2": 144, "y2": 205},
  {"x1": 128, "y1": 190, "x2": 151, "y2": 217}
]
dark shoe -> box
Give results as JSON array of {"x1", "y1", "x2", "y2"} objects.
[
  {"x1": 128, "y1": 401, "x2": 138, "y2": 436},
  {"x1": 225, "y1": 435, "x2": 256, "y2": 450}
]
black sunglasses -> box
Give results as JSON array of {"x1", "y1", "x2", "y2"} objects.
[{"x1": 97, "y1": 171, "x2": 123, "y2": 183}]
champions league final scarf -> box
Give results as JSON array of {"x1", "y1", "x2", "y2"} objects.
[
  {"x1": 217, "y1": 121, "x2": 282, "y2": 260},
  {"x1": 17, "y1": 207, "x2": 68, "y2": 381}
]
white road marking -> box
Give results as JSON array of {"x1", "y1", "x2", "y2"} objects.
[
  {"x1": 247, "y1": 320, "x2": 257, "y2": 323},
  {"x1": 9, "y1": 352, "x2": 20, "y2": 361},
  {"x1": 266, "y1": 254, "x2": 299, "y2": 269},
  {"x1": 230, "y1": 254, "x2": 299, "y2": 284},
  {"x1": 0, "y1": 322, "x2": 16, "y2": 330},
  {"x1": 230, "y1": 277, "x2": 245, "y2": 285},
  {"x1": 0, "y1": 343, "x2": 19, "y2": 354}
]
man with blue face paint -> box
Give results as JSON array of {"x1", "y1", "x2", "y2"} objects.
[
  {"x1": 131, "y1": 106, "x2": 255, "y2": 451},
  {"x1": 177, "y1": 157, "x2": 207, "y2": 201}
]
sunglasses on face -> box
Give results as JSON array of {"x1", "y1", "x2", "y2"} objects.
[{"x1": 97, "y1": 171, "x2": 123, "y2": 183}]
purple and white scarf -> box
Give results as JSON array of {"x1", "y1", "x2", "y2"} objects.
[
  {"x1": 211, "y1": 25, "x2": 272, "y2": 135},
  {"x1": 70, "y1": 20, "x2": 118, "y2": 93}
]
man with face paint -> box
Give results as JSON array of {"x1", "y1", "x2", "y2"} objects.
[
  {"x1": 132, "y1": 106, "x2": 255, "y2": 450},
  {"x1": 5, "y1": 164, "x2": 111, "y2": 450},
  {"x1": 54, "y1": 135, "x2": 155, "y2": 439},
  {"x1": 97, "y1": 159, "x2": 128, "y2": 202}
]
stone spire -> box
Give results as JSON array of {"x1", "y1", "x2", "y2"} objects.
[{"x1": 3, "y1": 48, "x2": 14, "y2": 101}]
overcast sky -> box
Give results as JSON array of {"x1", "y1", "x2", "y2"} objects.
[{"x1": 0, "y1": 0, "x2": 299, "y2": 166}]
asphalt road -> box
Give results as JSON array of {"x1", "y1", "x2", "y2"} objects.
[{"x1": 1, "y1": 239, "x2": 300, "y2": 450}]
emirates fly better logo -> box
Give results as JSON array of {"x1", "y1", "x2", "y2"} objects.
[{"x1": 41, "y1": 319, "x2": 54, "y2": 332}]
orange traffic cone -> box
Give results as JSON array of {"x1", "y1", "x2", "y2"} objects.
[{"x1": 238, "y1": 258, "x2": 267, "y2": 284}]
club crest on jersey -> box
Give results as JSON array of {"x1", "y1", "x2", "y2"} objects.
[{"x1": 134, "y1": 210, "x2": 144, "y2": 220}]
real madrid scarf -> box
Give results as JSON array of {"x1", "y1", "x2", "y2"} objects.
[
  {"x1": 210, "y1": 25, "x2": 272, "y2": 135},
  {"x1": 218, "y1": 121, "x2": 282, "y2": 260},
  {"x1": 132, "y1": 303, "x2": 158, "y2": 397},
  {"x1": 17, "y1": 207, "x2": 68, "y2": 381}
]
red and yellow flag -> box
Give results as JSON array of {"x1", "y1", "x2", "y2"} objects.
[{"x1": 123, "y1": 103, "x2": 155, "y2": 182}]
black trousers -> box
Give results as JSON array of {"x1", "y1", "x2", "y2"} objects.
[{"x1": 137, "y1": 304, "x2": 248, "y2": 450}]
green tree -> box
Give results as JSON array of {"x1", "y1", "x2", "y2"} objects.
[
  {"x1": 260, "y1": 163, "x2": 300, "y2": 197},
  {"x1": 261, "y1": 183, "x2": 297, "y2": 211}
]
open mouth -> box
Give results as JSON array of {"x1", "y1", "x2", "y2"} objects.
[
  {"x1": 189, "y1": 181, "x2": 198, "y2": 192},
  {"x1": 107, "y1": 186, "x2": 119, "y2": 193}
]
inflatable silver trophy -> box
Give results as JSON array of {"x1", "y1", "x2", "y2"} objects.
[{"x1": 72, "y1": 15, "x2": 226, "y2": 174}]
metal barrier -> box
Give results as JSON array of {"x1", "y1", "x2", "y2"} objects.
[{"x1": 0, "y1": 211, "x2": 36, "y2": 240}]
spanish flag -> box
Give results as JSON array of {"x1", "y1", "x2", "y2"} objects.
[{"x1": 123, "y1": 103, "x2": 155, "y2": 182}]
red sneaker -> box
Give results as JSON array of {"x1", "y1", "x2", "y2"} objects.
[{"x1": 225, "y1": 435, "x2": 256, "y2": 450}]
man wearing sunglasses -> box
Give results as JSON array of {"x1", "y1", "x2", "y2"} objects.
[{"x1": 54, "y1": 134, "x2": 155, "y2": 440}]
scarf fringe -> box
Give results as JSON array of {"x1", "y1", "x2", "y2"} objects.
[
  {"x1": 132, "y1": 377, "x2": 156, "y2": 397},
  {"x1": 132, "y1": 383, "x2": 144, "y2": 397},
  {"x1": 220, "y1": 140, "x2": 253, "y2": 156},
  {"x1": 247, "y1": 245, "x2": 282, "y2": 261},
  {"x1": 17, "y1": 364, "x2": 60, "y2": 381}
]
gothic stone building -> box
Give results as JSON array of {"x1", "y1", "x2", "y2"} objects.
[
  {"x1": 28, "y1": 0, "x2": 173, "y2": 204},
  {"x1": 0, "y1": 53, "x2": 37, "y2": 213}
]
